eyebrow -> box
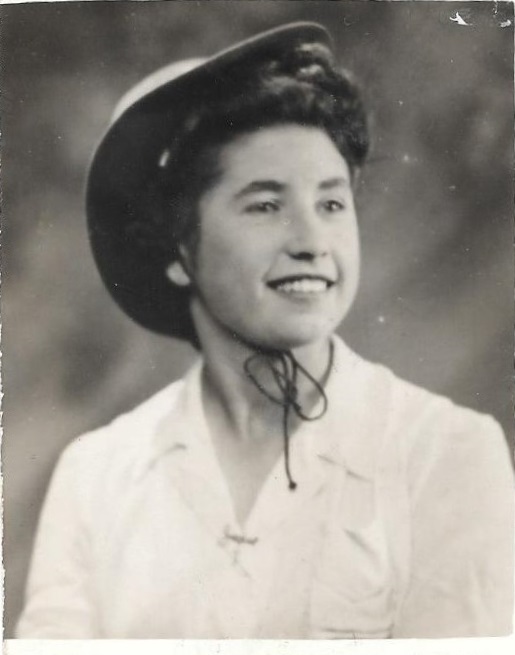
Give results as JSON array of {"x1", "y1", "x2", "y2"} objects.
[
  {"x1": 318, "y1": 177, "x2": 349, "y2": 190},
  {"x1": 233, "y1": 176, "x2": 349, "y2": 200},
  {"x1": 234, "y1": 180, "x2": 285, "y2": 199}
]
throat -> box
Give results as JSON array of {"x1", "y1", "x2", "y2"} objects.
[{"x1": 211, "y1": 430, "x2": 285, "y2": 527}]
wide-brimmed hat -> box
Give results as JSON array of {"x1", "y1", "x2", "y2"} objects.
[{"x1": 86, "y1": 22, "x2": 332, "y2": 341}]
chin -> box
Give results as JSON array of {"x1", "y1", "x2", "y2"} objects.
[{"x1": 247, "y1": 321, "x2": 338, "y2": 353}]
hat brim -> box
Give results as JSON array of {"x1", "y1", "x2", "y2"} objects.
[{"x1": 86, "y1": 22, "x2": 331, "y2": 339}]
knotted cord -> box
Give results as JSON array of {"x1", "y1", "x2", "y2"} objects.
[{"x1": 243, "y1": 342, "x2": 333, "y2": 490}]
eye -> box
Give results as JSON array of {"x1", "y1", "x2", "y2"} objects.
[
  {"x1": 320, "y1": 198, "x2": 346, "y2": 213},
  {"x1": 244, "y1": 199, "x2": 281, "y2": 215}
]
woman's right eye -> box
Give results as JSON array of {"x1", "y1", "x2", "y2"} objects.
[{"x1": 244, "y1": 199, "x2": 281, "y2": 215}]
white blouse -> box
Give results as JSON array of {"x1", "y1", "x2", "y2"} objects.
[{"x1": 16, "y1": 337, "x2": 514, "y2": 639}]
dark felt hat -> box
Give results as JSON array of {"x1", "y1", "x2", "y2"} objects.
[{"x1": 86, "y1": 22, "x2": 332, "y2": 341}]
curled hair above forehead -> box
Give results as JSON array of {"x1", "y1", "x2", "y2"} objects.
[{"x1": 177, "y1": 41, "x2": 369, "y2": 173}]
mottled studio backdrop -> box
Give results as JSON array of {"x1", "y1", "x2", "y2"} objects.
[{"x1": 1, "y1": 0, "x2": 513, "y2": 637}]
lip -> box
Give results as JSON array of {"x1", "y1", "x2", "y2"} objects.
[
  {"x1": 267, "y1": 274, "x2": 335, "y2": 288},
  {"x1": 267, "y1": 274, "x2": 336, "y2": 297}
]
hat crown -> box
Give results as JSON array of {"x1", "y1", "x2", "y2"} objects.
[{"x1": 110, "y1": 22, "x2": 331, "y2": 125}]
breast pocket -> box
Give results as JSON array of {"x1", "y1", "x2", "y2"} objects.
[{"x1": 309, "y1": 471, "x2": 395, "y2": 639}]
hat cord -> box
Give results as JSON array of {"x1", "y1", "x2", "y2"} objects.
[{"x1": 243, "y1": 343, "x2": 332, "y2": 490}]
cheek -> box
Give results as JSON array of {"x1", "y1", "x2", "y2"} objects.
[
  {"x1": 193, "y1": 229, "x2": 256, "y2": 301},
  {"x1": 197, "y1": 215, "x2": 273, "y2": 276},
  {"x1": 203, "y1": 242, "x2": 249, "y2": 282},
  {"x1": 334, "y1": 221, "x2": 360, "y2": 265}
]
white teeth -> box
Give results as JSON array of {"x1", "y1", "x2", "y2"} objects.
[{"x1": 275, "y1": 279, "x2": 329, "y2": 294}]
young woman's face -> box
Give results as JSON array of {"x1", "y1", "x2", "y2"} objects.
[{"x1": 182, "y1": 124, "x2": 360, "y2": 351}]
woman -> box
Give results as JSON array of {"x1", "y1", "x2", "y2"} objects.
[{"x1": 17, "y1": 22, "x2": 513, "y2": 639}]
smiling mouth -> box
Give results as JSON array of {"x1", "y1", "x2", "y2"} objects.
[{"x1": 268, "y1": 275, "x2": 335, "y2": 295}]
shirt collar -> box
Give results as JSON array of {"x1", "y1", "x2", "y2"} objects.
[{"x1": 313, "y1": 335, "x2": 380, "y2": 481}]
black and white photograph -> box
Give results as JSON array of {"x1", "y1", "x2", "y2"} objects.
[{"x1": 1, "y1": 0, "x2": 514, "y2": 647}]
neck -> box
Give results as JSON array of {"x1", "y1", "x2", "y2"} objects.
[{"x1": 192, "y1": 305, "x2": 333, "y2": 444}]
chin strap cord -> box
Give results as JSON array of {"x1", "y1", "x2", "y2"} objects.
[{"x1": 243, "y1": 344, "x2": 332, "y2": 491}]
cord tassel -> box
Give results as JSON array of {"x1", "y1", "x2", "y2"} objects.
[
  {"x1": 244, "y1": 344, "x2": 332, "y2": 490},
  {"x1": 282, "y1": 401, "x2": 297, "y2": 490}
]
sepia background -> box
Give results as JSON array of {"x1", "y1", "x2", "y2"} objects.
[{"x1": 1, "y1": 0, "x2": 513, "y2": 637}]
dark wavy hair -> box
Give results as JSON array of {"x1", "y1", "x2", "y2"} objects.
[{"x1": 138, "y1": 41, "x2": 369, "y2": 257}]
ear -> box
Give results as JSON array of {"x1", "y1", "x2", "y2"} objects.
[{"x1": 165, "y1": 259, "x2": 191, "y2": 287}]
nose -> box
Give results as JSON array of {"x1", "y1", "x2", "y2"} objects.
[{"x1": 286, "y1": 204, "x2": 328, "y2": 261}]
